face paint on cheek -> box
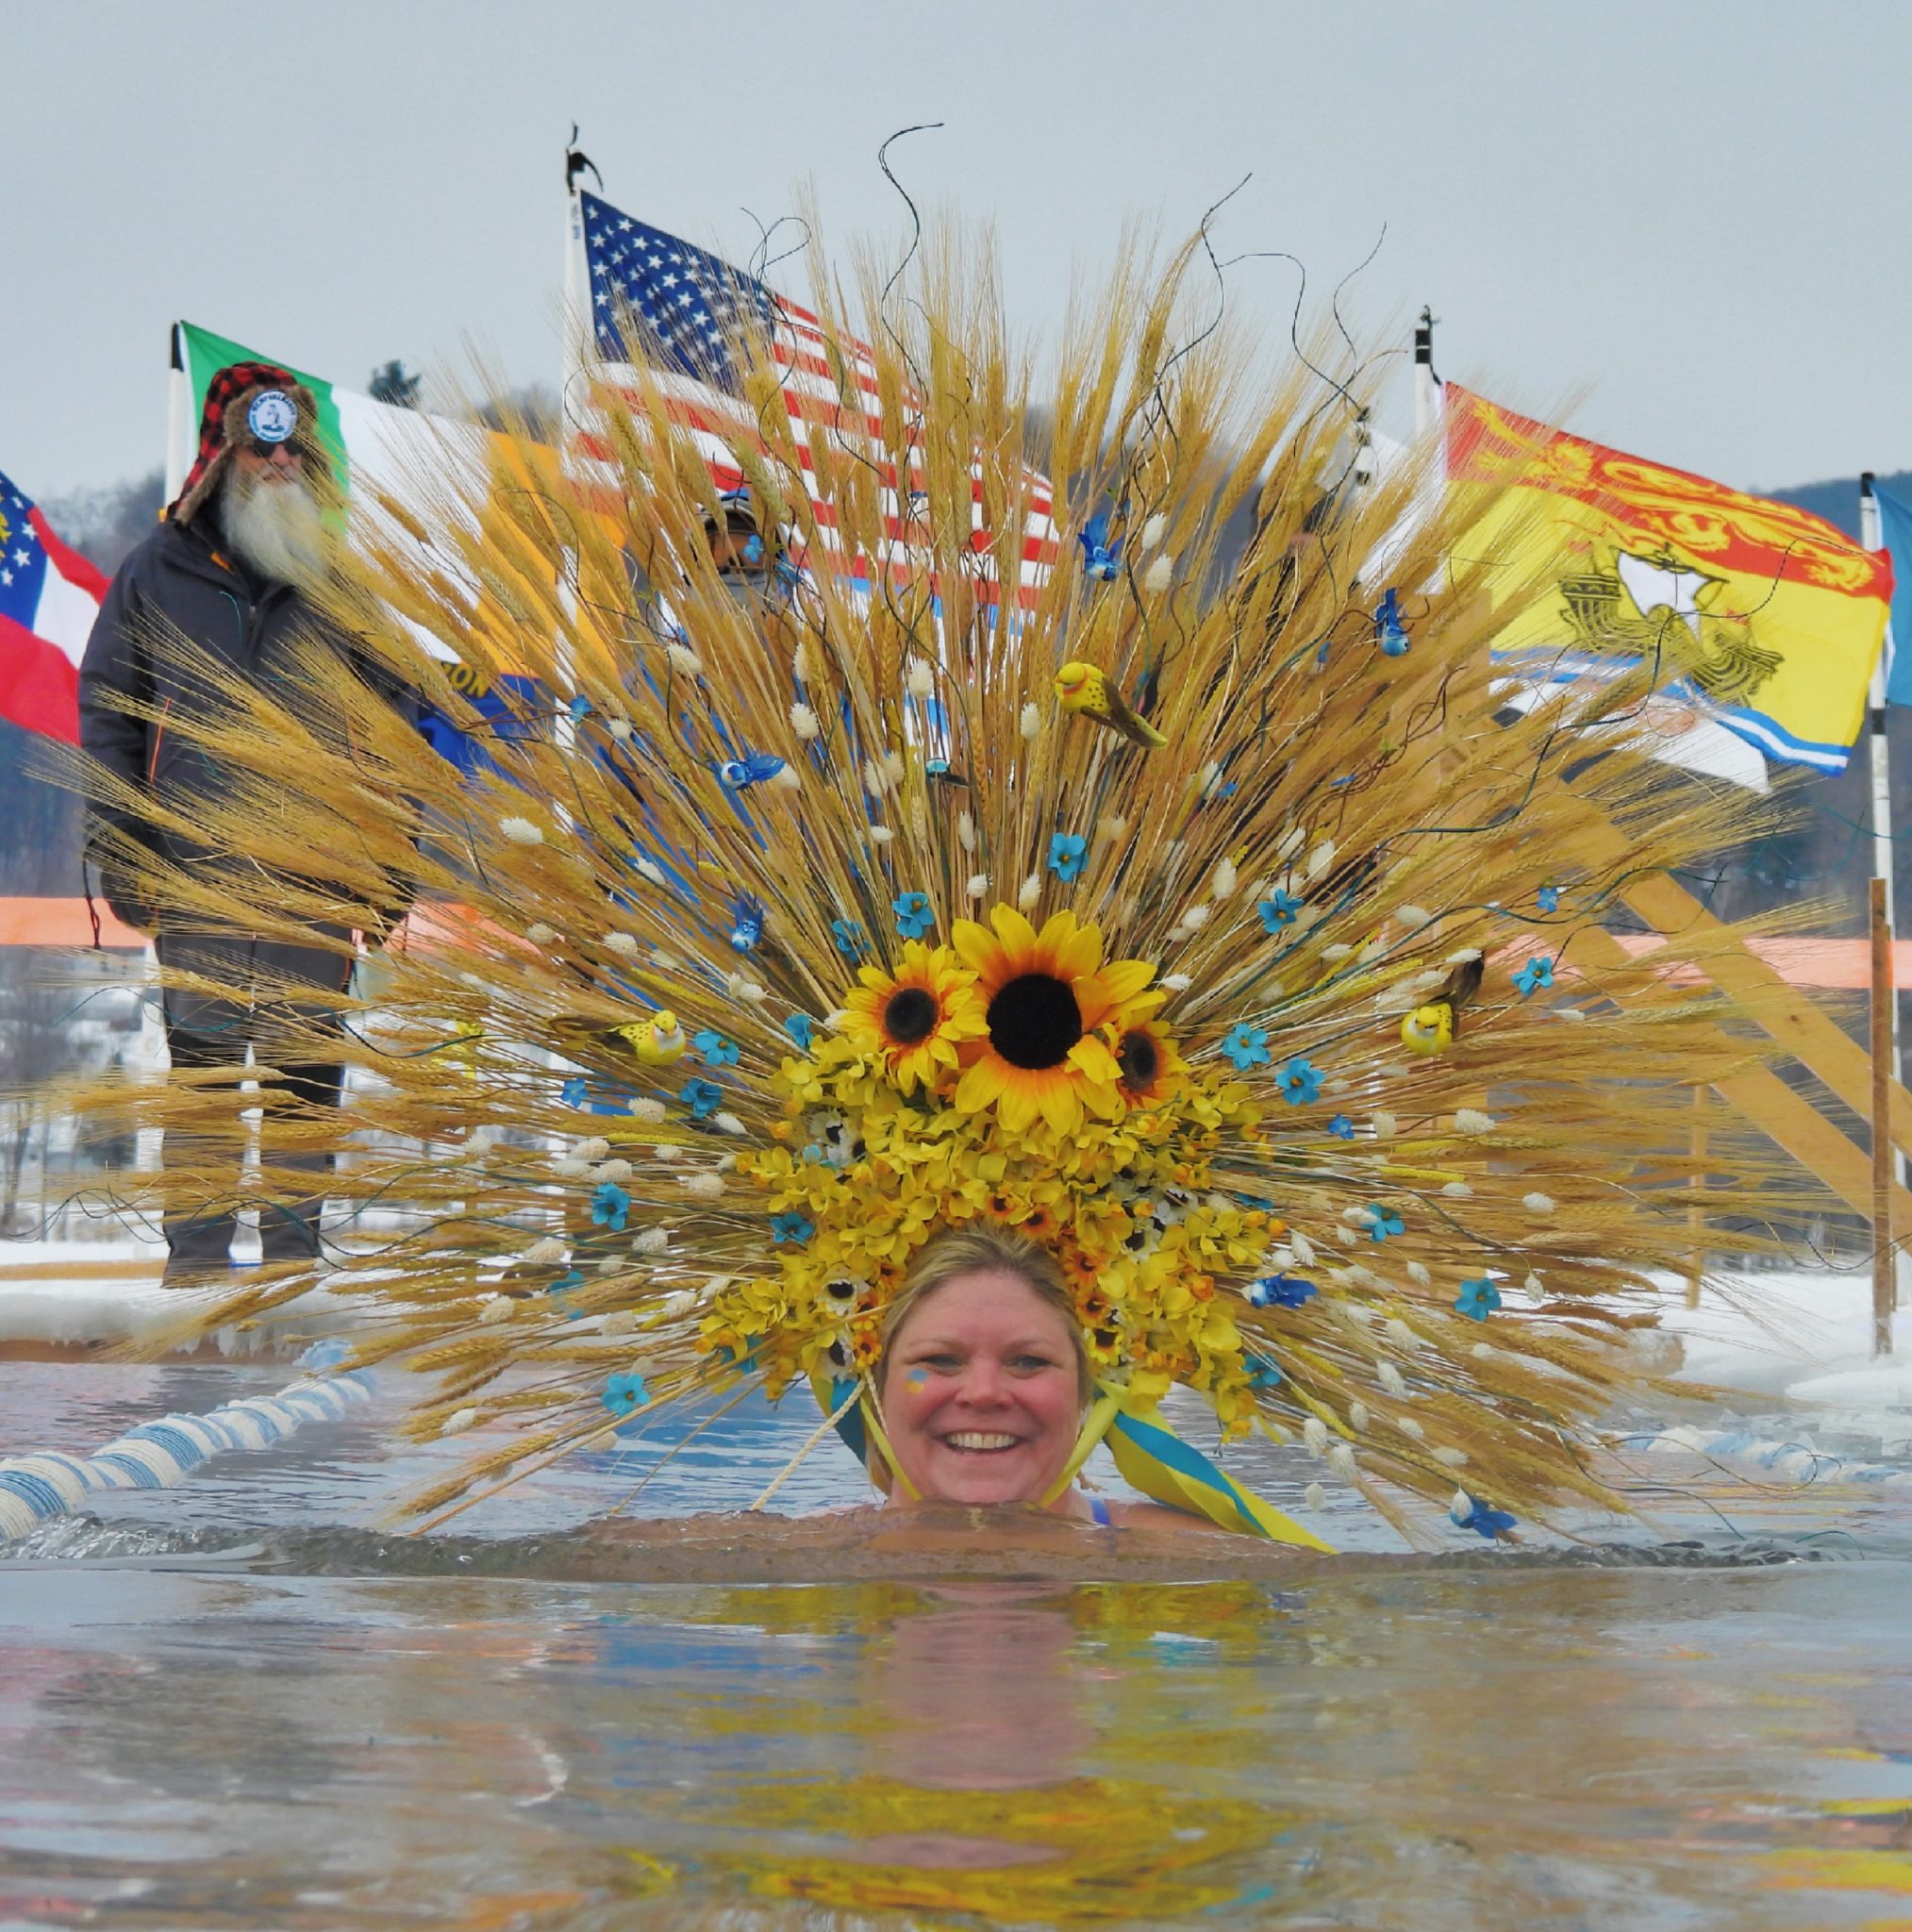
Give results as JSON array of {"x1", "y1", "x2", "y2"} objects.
[{"x1": 905, "y1": 1368, "x2": 928, "y2": 1391}]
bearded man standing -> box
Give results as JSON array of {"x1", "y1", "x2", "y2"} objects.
[{"x1": 78, "y1": 361, "x2": 412, "y2": 1283}]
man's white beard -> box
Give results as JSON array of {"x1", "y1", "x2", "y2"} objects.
[{"x1": 222, "y1": 465, "x2": 330, "y2": 590}]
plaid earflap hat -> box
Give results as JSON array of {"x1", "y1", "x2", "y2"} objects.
[{"x1": 166, "y1": 361, "x2": 324, "y2": 525}]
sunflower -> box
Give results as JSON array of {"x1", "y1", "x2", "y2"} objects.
[
  {"x1": 1107, "y1": 1016, "x2": 1189, "y2": 1108},
  {"x1": 951, "y1": 905, "x2": 1164, "y2": 1135},
  {"x1": 840, "y1": 941, "x2": 985, "y2": 1092}
]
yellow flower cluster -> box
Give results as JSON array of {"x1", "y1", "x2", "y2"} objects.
[{"x1": 700, "y1": 907, "x2": 1281, "y2": 1427}]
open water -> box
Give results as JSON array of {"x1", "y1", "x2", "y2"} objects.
[{"x1": 5, "y1": 1360, "x2": 1912, "y2": 1929}]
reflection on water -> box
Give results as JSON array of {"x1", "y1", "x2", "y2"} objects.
[{"x1": 4, "y1": 1556, "x2": 1912, "y2": 1928}]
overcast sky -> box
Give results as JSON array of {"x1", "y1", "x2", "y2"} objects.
[{"x1": 6, "y1": 1, "x2": 1908, "y2": 504}]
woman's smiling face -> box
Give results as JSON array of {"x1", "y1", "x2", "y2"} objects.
[{"x1": 880, "y1": 1267, "x2": 1085, "y2": 1507}]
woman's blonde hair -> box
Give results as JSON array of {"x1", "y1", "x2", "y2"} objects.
[{"x1": 878, "y1": 1223, "x2": 1093, "y2": 1405}]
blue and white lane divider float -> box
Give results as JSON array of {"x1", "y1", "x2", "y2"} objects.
[
  {"x1": 1611, "y1": 1424, "x2": 1912, "y2": 1488},
  {"x1": 0, "y1": 1368, "x2": 374, "y2": 1543}
]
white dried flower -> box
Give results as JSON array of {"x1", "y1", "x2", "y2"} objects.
[
  {"x1": 441, "y1": 1408, "x2": 479, "y2": 1438},
  {"x1": 604, "y1": 931, "x2": 640, "y2": 958},
  {"x1": 499, "y1": 815, "x2": 543, "y2": 845},
  {"x1": 550, "y1": 1158, "x2": 590, "y2": 1179},
  {"x1": 666, "y1": 641, "x2": 703, "y2": 677},
  {"x1": 725, "y1": 974, "x2": 769, "y2": 1004},
  {"x1": 1441, "y1": 1181, "x2": 1473, "y2": 1199},
  {"x1": 1139, "y1": 511, "x2": 1168, "y2": 549},
  {"x1": 606, "y1": 716, "x2": 633, "y2": 742},
  {"x1": 1395, "y1": 905, "x2": 1433, "y2": 929},
  {"x1": 1335, "y1": 1224, "x2": 1358, "y2": 1247},
  {"x1": 1095, "y1": 813, "x2": 1129, "y2": 845},
  {"x1": 966, "y1": 872, "x2": 990, "y2": 900},
  {"x1": 791, "y1": 640, "x2": 815, "y2": 682},
  {"x1": 652, "y1": 1142, "x2": 683, "y2": 1164},
  {"x1": 1305, "y1": 1480, "x2": 1327, "y2": 1511},
  {"x1": 1175, "y1": 903, "x2": 1211, "y2": 934},
  {"x1": 715, "y1": 1153, "x2": 737, "y2": 1173},
  {"x1": 1524, "y1": 1272, "x2": 1544, "y2": 1293},
  {"x1": 650, "y1": 946, "x2": 681, "y2": 970},
  {"x1": 1523, "y1": 1192, "x2": 1555, "y2": 1216},
  {"x1": 882, "y1": 750, "x2": 905, "y2": 786},
  {"x1": 1349, "y1": 1400, "x2": 1371, "y2": 1431},
  {"x1": 632, "y1": 1227, "x2": 669, "y2": 1256},
  {"x1": 790, "y1": 702, "x2": 821, "y2": 741},
  {"x1": 523, "y1": 1236, "x2": 568, "y2": 1266},
  {"x1": 464, "y1": 1124, "x2": 502, "y2": 1154},
  {"x1": 1340, "y1": 1204, "x2": 1372, "y2": 1224},
  {"x1": 1212, "y1": 858, "x2": 1239, "y2": 899},
  {"x1": 575, "y1": 1138, "x2": 611, "y2": 1161},
  {"x1": 1372, "y1": 1110, "x2": 1398, "y2": 1139},
  {"x1": 1142, "y1": 554, "x2": 1175, "y2": 593},
  {"x1": 1398, "y1": 1415, "x2": 1425, "y2": 1441},
  {"x1": 592, "y1": 1158, "x2": 634, "y2": 1184},
  {"x1": 714, "y1": 1112, "x2": 746, "y2": 1137},
  {"x1": 1451, "y1": 1487, "x2": 1474, "y2": 1520},
  {"x1": 1378, "y1": 1362, "x2": 1408, "y2": 1398},
  {"x1": 1385, "y1": 1318, "x2": 1420, "y2": 1349},
  {"x1": 1197, "y1": 760, "x2": 1223, "y2": 798},
  {"x1": 768, "y1": 764, "x2": 800, "y2": 792},
  {"x1": 526, "y1": 923, "x2": 557, "y2": 946},
  {"x1": 1148, "y1": 972, "x2": 1188, "y2": 995},
  {"x1": 1327, "y1": 1443, "x2": 1358, "y2": 1481},
  {"x1": 868, "y1": 824, "x2": 894, "y2": 845},
  {"x1": 1290, "y1": 1230, "x2": 1316, "y2": 1267},
  {"x1": 477, "y1": 1294, "x2": 513, "y2": 1325},
  {"x1": 1444, "y1": 946, "x2": 1483, "y2": 966},
  {"x1": 629, "y1": 1098, "x2": 667, "y2": 1124},
  {"x1": 1471, "y1": 1342, "x2": 1494, "y2": 1359},
  {"x1": 861, "y1": 758, "x2": 888, "y2": 795},
  {"x1": 1020, "y1": 702, "x2": 1041, "y2": 741},
  {"x1": 1017, "y1": 873, "x2": 1042, "y2": 910},
  {"x1": 1306, "y1": 840, "x2": 1336, "y2": 878},
  {"x1": 1405, "y1": 1260, "x2": 1431, "y2": 1288},
  {"x1": 1303, "y1": 1416, "x2": 1330, "y2": 1457},
  {"x1": 906, "y1": 659, "x2": 936, "y2": 698},
  {"x1": 1358, "y1": 938, "x2": 1387, "y2": 965},
  {"x1": 1556, "y1": 1005, "x2": 1587, "y2": 1022},
  {"x1": 633, "y1": 858, "x2": 667, "y2": 888},
  {"x1": 1433, "y1": 1445, "x2": 1469, "y2": 1466},
  {"x1": 597, "y1": 1254, "x2": 623, "y2": 1273},
  {"x1": 1454, "y1": 1108, "x2": 1495, "y2": 1135},
  {"x1": 956, "y1": 810, "x2": 976, "y2": 852},
  {"x1": 1322, "y1": 941, "x2": 1355, "y2": 962},
  {"x1": 682, "y1": 1172, "x2": 725, "y2": 1199},
  {"x1": 1277, "y1": 826, "x2": 1306, "y2": 860},
  {"x1": 599, "y1": 1309, "x2": 638, "y2": 1335}
]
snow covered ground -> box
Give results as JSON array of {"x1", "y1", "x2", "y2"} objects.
[{"x1": 5, "y1": 1240, "x2": 1907, "y2": 1433}]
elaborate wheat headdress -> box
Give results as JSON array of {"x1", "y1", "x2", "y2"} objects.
[{"x1": 57, "y1": 223, "x2": 1806, "y2": 1545}]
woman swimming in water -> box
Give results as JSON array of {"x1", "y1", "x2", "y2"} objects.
[{"x1": 874, "y1": 1226, "x2": 1188, "y2": 1527}]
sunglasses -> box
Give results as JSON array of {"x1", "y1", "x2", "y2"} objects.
[{"x1": 246, "y1": 437, "x2": 304, "y2": 460}]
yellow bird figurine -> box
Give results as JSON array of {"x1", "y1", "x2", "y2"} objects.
[
  {"x1": 1400, "y1": 957, "x2": 1483, "y2": 1057},
  {"x1": 615, "y1": 1008, "x2": 687, "y2": 1067},
  {"x1": 1054, "y1": 660, "x2": 1167, "y2": 749}
]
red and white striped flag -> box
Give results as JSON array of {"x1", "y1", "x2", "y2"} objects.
[
  {"x1": 0, "y1": 469, "x2": 108, "y2": 743},
  {"x1": 571, "y1": 191, "x2": 1056, "y2": 602}
]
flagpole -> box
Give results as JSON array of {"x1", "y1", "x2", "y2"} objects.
[
  {"x1": 163, "y1": 324, "x2": 191, "y2": 504},
  {"x1": 1413, "y1": 307, "x2": 1438, "y2": 438},
  {"x1": 1860, "y1": 470, "x2": 1906, "y2": 1305}
]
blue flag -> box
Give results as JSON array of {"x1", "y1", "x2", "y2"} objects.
[{"x1": 1875, "y1": 482, "x2": 1912, "y2": 707}]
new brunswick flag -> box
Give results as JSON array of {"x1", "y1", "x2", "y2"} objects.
[{"x1": 1447, "y1": 385, "x2": 1894, "y2": 773}]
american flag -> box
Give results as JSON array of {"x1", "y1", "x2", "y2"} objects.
[{"x1": 574, "y1": 190, "x2": 1056, "y2": 600}]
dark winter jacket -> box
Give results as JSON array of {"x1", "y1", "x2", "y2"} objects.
[{"x1": 76, "y1": 512, "x2": 415, "y2": 932}]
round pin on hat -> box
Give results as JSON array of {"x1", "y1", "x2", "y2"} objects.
[{"x1": 246, "y1": 390, "x2": 299, "y2": 444}]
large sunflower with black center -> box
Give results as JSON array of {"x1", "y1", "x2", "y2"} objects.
[
  {"x1": 841, "y1": 941, "x2": 985, "y2": 1092},
  {"x1": 950, "y1": 906, "x2": 1163, "y2": 1135}
]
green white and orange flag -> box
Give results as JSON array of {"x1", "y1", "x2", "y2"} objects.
[
  {"x1": 1445, "y1": 384, "x2": 1893, "y2": 774},
  {"x1": 174, "y1": 320, "x2": 486, "y2": 512}
]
